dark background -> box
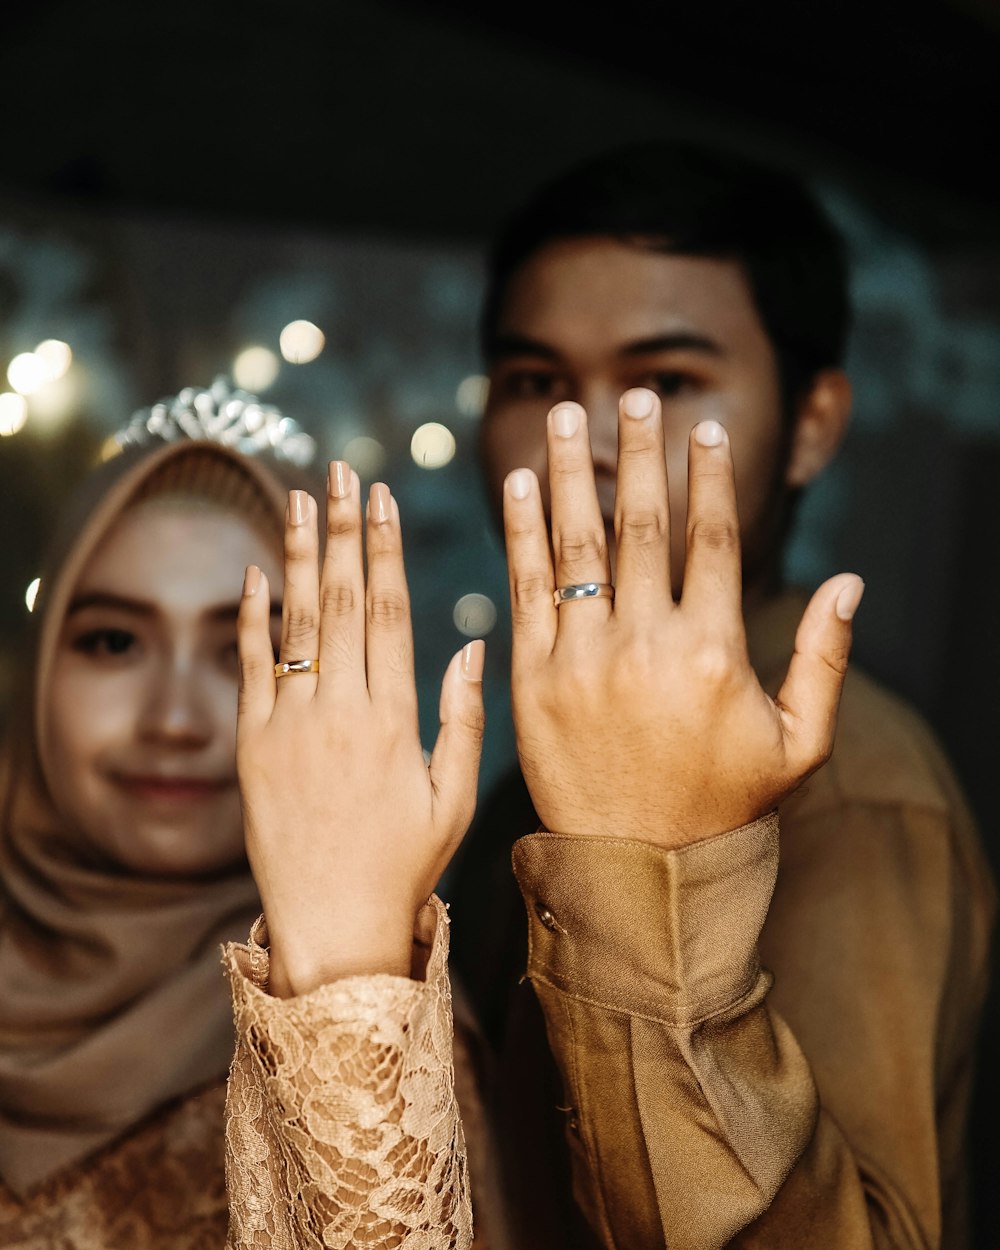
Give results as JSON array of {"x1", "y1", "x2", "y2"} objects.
[{"x1": 2, "y1": 0, "x2": 999, "y2": 1239}]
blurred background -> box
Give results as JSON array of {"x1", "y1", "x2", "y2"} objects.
[{"x1": 2, "y1": 0, "x2": 999, "y2": 1236}]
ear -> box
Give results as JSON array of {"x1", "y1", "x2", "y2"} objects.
[{"x1": 785, "y1": 369, "x2": 852, "y2": 489}]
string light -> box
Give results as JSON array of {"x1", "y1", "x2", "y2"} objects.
[
  {"x1": 0, "y1": 393, "x2": 28, "y2": 436},
  {"x1": 279, "y1": 320, "x2": 325, "y2": 364},
  {"x1": 455, "y1": 374, "x2": 488, "y2": 418},
  {"x1": 233, "y1": 347, "x2": 280, "y2": 392},
  {"x1": 452, "y1": 593, "x2": 497, "y2": 637},
  {"x1": 410, "y1": 422, "x2": 456, "y2": 469}
]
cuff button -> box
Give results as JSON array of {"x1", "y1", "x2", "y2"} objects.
[{"x1": 535, "y1": 902, "x2": 560, "y2": 931}]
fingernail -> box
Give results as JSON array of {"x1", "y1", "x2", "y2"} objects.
[
  {"x1": 289, "y1": 490, "x2": 309, "y2": 525},
  {"x1": 836, "y1": 577, "x2": 865, "y2": 621},
  {"x1": 622, "y1": 388, "x2": 654, "y2": 419},
  {"x1": 369, "y1": 482, "x2": 391, "y2": 524},
  {"x1": 462, "y1": 639, "x2": 485, "y2": 682},
  {"x1": 693, "y1": 420, "x2": 725, "y2": 447},
  {"x1": 328, "y1": 460, "x2": 349, "y2": 499},
  {"x1": 507, "y1": 468, "x2": 532, "y2": 500},
  {"x1": 551, "y1": 404, "x2": 580, "y2": 438},
  {"x1": 243, "y1": 565, "x2": 260, "y2": 597}
]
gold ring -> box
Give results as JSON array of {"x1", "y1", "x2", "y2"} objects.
[
  {"x1": 274, "y1": 658, "x2": 320, "y2": 676},
  {"x1": 553, "y1": 582, "x2": 615, "y2": 607}
]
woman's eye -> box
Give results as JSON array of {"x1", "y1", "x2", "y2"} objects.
[{"x1": 74, "y1": 627, "x2": 137, "y2": 657}]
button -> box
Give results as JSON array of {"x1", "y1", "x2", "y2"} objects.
[
  {"x1": 567, "y1": 1109, "x2": 581, "y2": 1137},
  {"x1": 535, "y1": 902, "x2": 559, "y2": 931}
]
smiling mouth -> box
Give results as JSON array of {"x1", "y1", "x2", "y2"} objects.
[{"x1": 112, "y1": 776, "x2": 233, "y2": 803}]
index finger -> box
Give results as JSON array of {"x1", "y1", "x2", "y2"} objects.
[
  {"x1": 364, "y1": 483, "x2": 418, "y2": 716},
  {"x1": 502, "y1": 467, "x2": 557, "y2": 668}
]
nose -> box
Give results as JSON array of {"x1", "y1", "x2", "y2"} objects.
[
  {"x1": 138, "y1": 655, "x2": 214, "y2": 748},
  {"x1": 576, "y1": 383, "x2": 620, "y2": 476}
]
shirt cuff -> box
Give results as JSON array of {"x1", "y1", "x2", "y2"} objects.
[{"x1": 511, "y1": 813, "x2": 778, "y2": 1025}]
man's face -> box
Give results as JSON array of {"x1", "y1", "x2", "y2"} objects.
[{"x1": 481, "y1": 237, "x2": 792, "y2": 597}]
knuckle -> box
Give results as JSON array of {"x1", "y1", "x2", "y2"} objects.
[
  {"x1": 321, "y1": 582, "x2": 357, "y2": 618},
  {"x1": 511, "y1": 571, "x2": 552, "y2": 610},
  {"x1": 819, "y1": 645, "x2": 850, "y2": 679},
  {"x1": 284, "y1": 606, "x2": 318, "y2": 645},
  {"x1": 549, "y1": 459, "x2": 589, "y2": 487},
  {"x1": 687, "y1": 517, "x2": 739, "y2": 554},
  {"x1": 693, "y1": 640, "x2": 736, "y2": 684},
  {"x1": 326, "y1": 512, "x2": 360, "y2": 541},
  {"x1": 618, "y1": 509, "x2": 667, "y2": 547},
  {"x1": 557, "y1": 529, "x2": 607, "y2": 567},
  {"x1": 368, "y1": 589, "x2": 409, "y2": 628}
]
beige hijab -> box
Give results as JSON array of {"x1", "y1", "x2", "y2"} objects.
[{"x1": 0, "y1": 439, "x2": 292, "y2": 1196}]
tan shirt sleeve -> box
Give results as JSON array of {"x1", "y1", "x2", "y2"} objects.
[
  {"x1": 221, "y1": 895, "x2": 473, "y2": 1250},
  {"x1": 511, "y1": 809, "x2": 988, "y2": 1250}
]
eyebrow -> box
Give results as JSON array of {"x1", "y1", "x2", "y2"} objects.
[
  {"x1": 489, "y1": 331, "x2": 724, "y2": 361},
  {"x1": 66, "y1": 591, "x2": 283, "y2": 622}
]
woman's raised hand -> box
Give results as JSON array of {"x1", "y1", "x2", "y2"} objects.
[
  {"x1": 236, "y1": 465, "x2": 485, "y2": 997},
  {"x1": 503, "y1": 387, "x2": 863, "y2": 848}
]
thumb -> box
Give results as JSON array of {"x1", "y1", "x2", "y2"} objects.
[
  {"x1": 428, "y1": 640, "x2": 486, "y2": 860},
  {"x1": 774, "y1": 573, "x2": 864, "y2": 778}
]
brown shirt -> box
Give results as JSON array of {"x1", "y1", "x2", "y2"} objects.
[{"x1": 503, "y1": 590, "x2": 996, "y2": 1248}]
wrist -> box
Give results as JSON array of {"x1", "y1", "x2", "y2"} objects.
[{"x1": 264, "y1": 910, "x2": 418, "y2": 997}]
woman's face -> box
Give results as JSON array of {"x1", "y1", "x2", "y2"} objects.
[{"x1": 45, "y1": 497, "x2": 283, "y2": 876}]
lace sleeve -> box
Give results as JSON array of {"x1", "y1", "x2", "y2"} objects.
[{"x1": 222, "y1": 895, "x2": 473, "y2": 1250}]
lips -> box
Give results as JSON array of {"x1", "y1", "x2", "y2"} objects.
[{"x1": 111, "y1": 774, "x2": 233, "y2": 803}]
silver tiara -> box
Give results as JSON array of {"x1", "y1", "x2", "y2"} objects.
[{"x1": 114, "y1": 375, "x2": 318, "y2": 467}]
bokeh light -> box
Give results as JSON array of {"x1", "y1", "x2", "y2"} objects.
[
  {"x1": 0, "y1": 392, "x2": 28, "y2": 436},
  {"x1": 7, "y1": 353, "x2": 48, "y2": 395},
  {"x1": 233, "y1": 346, "x2": 280, "y2": 392},
  {"x1": 410, "y1": 421, "x2": 456, "y2": 469},
  {"x1": 25, "y1": 577, "x2": 41, "y2": 613},
  {"x1": 452, "y1": 592, "x2": 497, "y2": 637},
  {"x1": 279, "y1": 320, "x2": 325, "y2": 364},
  {"x1": 26, "y1": 372, "x2": 78, "y2": 434},
  {"x1": 34, "y1": 339, "x2": 72, "y2": 382},
  {"x1": 456, "y1": 374, "x2": 489, "y2": 418}
]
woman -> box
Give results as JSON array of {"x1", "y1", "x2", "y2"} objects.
[
  {"x1": 0, "y1": 382, "x2": 502, "y2": 1250},
  {"x1": 0, "y1": 385, "x2": 313, "y2": 1247}
]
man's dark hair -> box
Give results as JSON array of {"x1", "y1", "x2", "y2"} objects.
[{"x1": 480, "y1": 140, "x2": 852, "y2": 413}]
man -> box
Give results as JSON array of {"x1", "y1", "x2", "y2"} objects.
[{"x1": 448, "y1": 141, "x2": 996, "y2": 1248}]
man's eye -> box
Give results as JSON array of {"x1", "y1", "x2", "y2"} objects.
[
  {"x1": 498, "y1": 370, "x2": 560, "y2": 401},
  {"x1": 638, "y1": 372, "x2": 697, "y2": 399},
  {"x1": 74, "y1": 628, "x2": 137, "y2": 657}
]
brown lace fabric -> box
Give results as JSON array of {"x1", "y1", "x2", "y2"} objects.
[
  {"x1": 223, "y1": 896, "x2": 477, "y2": 1250},
  {"x1": 0, "y1": 1082, "x2": 229, "y2": 1249}
]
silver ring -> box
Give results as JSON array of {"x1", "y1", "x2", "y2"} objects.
[
  {"x1": 274, "y1": 658, "x2": 321, "y2": 676},
  {"x1": 553, "y1": 582, "x2": 615, "y2": 607}
]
